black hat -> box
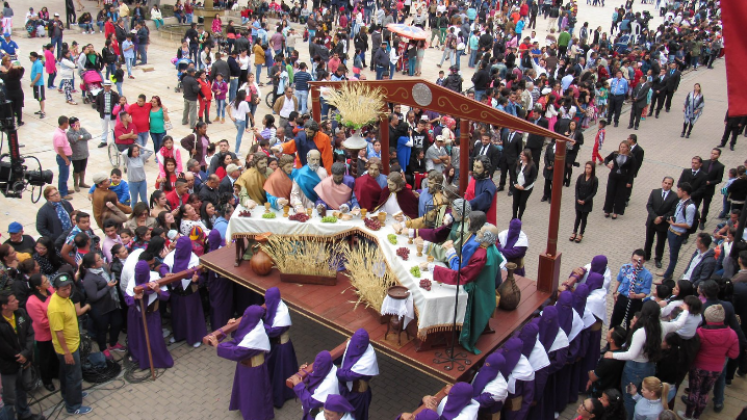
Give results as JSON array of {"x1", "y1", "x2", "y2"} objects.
[{"x1": 54, "y1": 272, "x2": 74, "y2": 288}]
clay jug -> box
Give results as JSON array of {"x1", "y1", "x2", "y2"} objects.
[
  {"x1": 250, "y1": 233, "x2": 274, "y2": 276},
  {"x1": 498, "y1": 262, "x2": 521, "y2": 311}
]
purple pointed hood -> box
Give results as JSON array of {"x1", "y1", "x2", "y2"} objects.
[
  {"x1": 234, "y1": 305, "x2": 264, "y2": 342},
  {"x1": 556, "y1": 291, "x2": 573, "y2": 335},
  {"x1": 324, "y1": 394, "x2": 355, "y2": 413},
  {"x1": 134, "y1": 260, "x2": 151, "y2": 286},
  {"x1": 472, "y1": 352, "x2": 507, "y2": 396},
  {"x1": 504, "y1": 218, "x2": 523, "y2": 248},
  {"x1": 518, "y1": 321, "x2": 539, "y2": 357},
  {"x1": 208, "y1": 229, "x2": 224, "y2": 252},
  {"x1": 573, "y1": 284, "x2": 590, "y2": 317},
  {"x1": 307, "y1": 350, "x2": 334, "y2": 392},
  {"x1": 414, "y1": 409, "x2": 440, "y2": 420},
  {"x1": 590, "y1": 255, "x2": 608, "y2": 275},
  {"x1": 441, "y1": 382, "x2": 474, "y2": 420},
  {"x1": 172, "y1": 236, "x2": 194, "y2": 272},
  {"x1": 538, "y1": 306, "x2": 560, "y2": 350},
  {"x1": 341, "y1": 328, "x2": 370, "y2": 371},
  {"x1": 499, "y1": 337, "x2": 523, "y2": 378},
  {"x1": 586, "y1": 272, "x2": 604, "y2": 291},
  {"x1": 263, "y1": 287, "x2": 282, "y2": 327}
]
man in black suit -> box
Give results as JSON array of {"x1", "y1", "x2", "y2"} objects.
[
  {"x1": 699, "y1": 148, "x2": 725, "y2": 229},
  {"x1": 200, "y1": 174, "x2": 223, "y2": 206},
  {"x1": 643, "y1": 176, "x2": 678, "y2": 269},
  {"x1": 497, "y1": 129, "x2": 523, "y2": 195},
  {"x1": 649, "y1": 68, "x2": 669, "y2": 118},
  {"x1": 627, "y1": 78, "x2": 650, "y2": 130},
  {"x1": 718, "y1": 109, "x2": 746, "y2": 151},
  {"x1": 625, "y1": 134, "x2": 645, "y2": 206},
  {"x1": 526, "y1": 105, "x2": 548, "y2": 166},
  {"x1": 219, "y1": 164, "x2": 241, "y2": 197},
  {"x1": 678, "y1": 156, "x2": 707, "y2": 209},
  {"x1": 472, "y1": 132, "x2": 501, "y2": 180},
  {"x1": 664, "y1": 62, "x2": 681, "y2": 112}
]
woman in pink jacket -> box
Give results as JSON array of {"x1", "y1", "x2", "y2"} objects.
[
  {"x1": 25, "y1": 273, "x2": 59, "y2": 392},
  {"x1": 43, "y1": 43, "x2": 57, "y2": 90},
  {"x1": 680, "y1": 304, "x2": 739, "y2": 420}
]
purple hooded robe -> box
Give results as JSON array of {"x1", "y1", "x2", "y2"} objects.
[
  {"x1": 164, "y1": 236, "x2": 208, "y2": 345},
  {"x1": 207, "y1": 229, "x2": 235, "y2": 330},
  {"x1": 293, "y1": 350, "x2": 341, "y2": 420},
  {"x1": 440, "y1": 382, "x2": 478, "y2": 420},
  {"x1": 472, "y1": 351, "x2": 508, "y2": 415},
  {"x1": 569, "y1": 285, "x2": 591, "y2": 404},
  {"x1": 497, "y1": 218, "x2": 528, "y2": 276},
  {"x1": 125, "y1": 260, "x2": 174, "y2": 370},
  {"x1": 337, "y1": 328, "x2": 378, "y2": 420},
  {"x1": 553, "y1": 291, "x2": 577, "y2": 413},
  {"x1": 501, "y1": 337, "x2": 534, "y2": 420},
  {"x1": 580, "y1": 274, "x2": 605, "y2": 393},
  {"x1": 216, "y1": 305, "x2": 274, "y2": 420},
  {"x1": 530, "y1": 306, "x2": 569, "y2": 420},
  {"x1": 263, "y1": 287, "x2": 299, "y2": 408}
]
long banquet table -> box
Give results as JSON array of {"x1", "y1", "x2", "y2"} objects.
[{"x1": 226, "y1": 205, "x2": 468, "y2": 339}]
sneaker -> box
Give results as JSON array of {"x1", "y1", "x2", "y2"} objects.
[
  {"x1": 109, "y1": 343, "x2": 126, "y2": 352},
  {"x1": 33, "y1": 111, "x2": 41, "y2": 115},
  {"x1": 103, "y1": 349, "x2": 112, "y2": 360},
  {"x1": 162, "y1": 327, "x2": 170, "y2": 338},
  {"x1": 677, "y1": 411, "x2": 693, "y2": 420},
  {"x1": 714, "y1": 403, "x2": 724, "y2": 413},
  {"x1": 82, "y1": 391, "x2": 88, "y2": 398},
  {"x1": 169, "y1": 337, "x2": 176, "y2": 344},
  {"x1": 68, "y1": 406, "x2": 93, "y2": 415},
  {"x1": 39, "y1": 113, "x2": 45, "y2": 119},
  {"x1": 192, "y1": 342, "x2": 201, "y2": 348},
  {"x1": 98, "y1": 142, "x2": 107, "y2": 148}
]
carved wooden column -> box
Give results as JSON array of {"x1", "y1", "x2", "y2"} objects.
[
  {"x1": 311, "y1": 86, "x2": 321, "y2": 122},
  {"x1": 459, "y1": 119, "x2": 470, "y2": 194},
  {"x1": 537, "y1": 140, "x2": 567, "y2": 294}
]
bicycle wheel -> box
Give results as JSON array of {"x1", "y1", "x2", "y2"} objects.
[
  {"x1": 108, "y1": 141, "x2": 121, "y2": 168},
  {"x1": 265, "y1": 92, "x2": 274, "y2": 108}
]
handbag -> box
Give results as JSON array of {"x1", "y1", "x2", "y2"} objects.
[{"x1": 164, "y1": 120, "x2": 174, "y2": 131}]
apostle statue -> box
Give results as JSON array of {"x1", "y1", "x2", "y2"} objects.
[
  {"x1": 276, "y1": 118, "x2": 334, "y2": 175},
  {"x1": 236, "y1": 151, "x2": 269, "y2": 207},
  {"x1": 290, "y1": 150, "x2": 328, "y2": 212},
  {"x1": 414, "y1": 198, "x2": 472, "y2": 263},
  {"x1": 422, "y1": 222, "x2": 503, "y2": 354},
  {"x1": 403, "y1": 170, "x2": 450, "y2": 229},
  {"x1": 374, "y1": 171, "x2": 419, "y2": 219},
  {"x1": 315, "y1": 162, "x2": 360, "y2": 212},
  {"x1": 465, "y1": 155, "x2": 497, "y2": 225},
  {"x1": 264, "y1": 154, "x2": 296, "y2": 210},
  {"x1": 353, "y1": 157, "x2": 386, "y2": 211}
]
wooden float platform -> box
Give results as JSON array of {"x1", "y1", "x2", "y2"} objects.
[{"x1": 201, "y1": 246, "x2": 552, "y2": 383}]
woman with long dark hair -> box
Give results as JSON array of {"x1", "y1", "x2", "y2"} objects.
[
  {"x1": 602, "y1": 140, "x2": 636, "y2": 219},
  {"x1": 571, "y1": 161, "x2": 599, "y2": 243},
  {"x1": 79, "y1": 252, "x2": 124, "y2": 359},
  {"x1": 25, "y1": 274, "x2": 60, "y2": 391},
  {"x1": 157, "y1": 210, "x2": 179, "y2": 232},
  {"x1": 562, "y1": 119, "x2": 583, "y2": 187},
  {"x1": 126, "y1": 202, "x2": 158, "y2": 231},
  {"x1": 604, "y1": 300, "x2": 691, "y2": 418},
  {"x1": 150, "y1": 190, "x2": 173, "y2": 217},
  {"x1": 200, "y1": 201, "x2": 217, "y2": 230},
  {"x1": 510, "y1": 149, "x2": 538, "y2": 221},
  {"x1": 599, "y1": 388, "x2": 626, "y2": 420},
  {"x1": 33, "y1": 237, "x2": 61, "y2": 276}
]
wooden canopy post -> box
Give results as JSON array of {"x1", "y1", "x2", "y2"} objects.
[
  {"x1": 311, "y1": 86, "x2": 321, "y2": 122},
  {"x1": 459, "y1": 119, "x2": 470, "y2": 194},
  {"x1": 380, "y1": 106, "x2": 390, "y2": 175},
  {"x1": 537, "y1": 140, "x2": 567, "y2": 294}
]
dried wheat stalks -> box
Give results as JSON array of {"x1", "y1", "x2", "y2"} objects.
[
  {"x1": 262, "y1": 236, "x2": 347, "y2": 277},
  {"x1": 343, "y1": 242, "x2": 396, "y2": 311},
  {"x1": 321, "y1": 84, "x2": 386, "y2": 129}
]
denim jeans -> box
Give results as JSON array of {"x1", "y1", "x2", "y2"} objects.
[
  {"x1": 51, "y1": 36, "x2": 63, "y2": 59},
  {"x1": 129, "y1": 180, "x2": 148, "y2": 205},
  {"x1": 80, "y1": 23, "x2": 93, "y2": 32},
  {"x1": 216, "y1": 99, "x2": 226, "y2": 118},
  {"x1": 234, "y1": 119, "x2": 247, "y2": 154},
  {"x1": 1, "y1": 367, "x2": 31, "y2": 419},
  {"x1": 620, "y1": 360, "x2": 656, "y2": 420},
  {"x1": 150, "y1": 132, "x2": 166, "y2": 152},
  {"x1": 97, "y1": 21, "x2": 105, "y2": 32},
  {"x1": 469, "y1": 49, "x2": 478, "y2": 67},
  {"x1": 116, "y1": 82, "x2": 123, "y2": 96},
  {"x1": 57, "y1": 349, "x2": 83, "y2": 413},
  {"x1": 255, "y1": 64, "x2": 263, "y2": 84},
  {"x1": 0, "y1": 406, "x2": 13, "y2": 420},
  {"x1": 57, "y1": 155, "x2": 71, "y2": 196},
  {"x1": 125, "y1": 57, "x2": 134, "y2": 76},
  {"x1": 375, "y1": 65, "x2": 385, "y2": 80},
  {"x1": 474, "y1": 89, "x2": 486, "y2": 101},
  {"x1": 389, "y1": 63, "x2": 396, "y2": 79},
  {"x1": 137, "y1": 44, "x2": 147, "y2": 65},
  {"x1": 105, "y1": 63, "x2": 116, "y2": 79},
  {"x1": 229, "y1": 78, "x2": 239, "y2": 103},
  {"x1": 713, "y1": 358, "x2": 729, "y2": 406},
  {"x1": 136, "y1": 132, "x2": 149, "y2": 148},
  {"x1": 297, "y1": 89, "x2": 308, "y2": 114},
  {"x1": 663, "y1": 230, "x2": 686, "y2": 279},
  {"x1": 408, "y1": 57, "x2": 416, "y2": 75}
]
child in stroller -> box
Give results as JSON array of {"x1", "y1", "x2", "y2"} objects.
[
  {"x1": 174, "y1": 58, "x2": 194, "y2": 93},
  {"x1": 80, "y1": 70, "x2": 104, "y2": 106}
]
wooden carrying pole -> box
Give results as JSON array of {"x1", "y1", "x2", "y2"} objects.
[
  {"x1": 407, "y1": 385, "x2": 450, "y2": 418},
  {"x1": 285, "y1": 342, "x2": 348, "y2": 388},
  {"x1": 133, "y1": 265, "x2": 203, "y2": 380}
]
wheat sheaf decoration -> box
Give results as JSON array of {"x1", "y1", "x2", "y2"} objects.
[{"x1": 321, "y1": 84, "x2": 386, "y2": 130}]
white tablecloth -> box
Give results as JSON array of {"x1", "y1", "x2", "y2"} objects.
[{"x1": 226, "y1": 206, "x2": 468, "y2": 338}]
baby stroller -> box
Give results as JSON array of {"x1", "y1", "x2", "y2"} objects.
[
  {"x1": 80, "y1": 70, "x2": 103, "y2": 107},
  {"x1": 174, "y1": 58, "x2": 193, "y2": 93}
]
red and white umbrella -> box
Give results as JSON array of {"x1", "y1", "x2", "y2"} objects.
[{"x1": 386, "y1": 24, "x2": 428, "y2": 40}]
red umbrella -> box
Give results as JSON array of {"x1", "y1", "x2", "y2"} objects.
[{"x1": 386, "y1": 24, "x2": 428, "y2": 41}]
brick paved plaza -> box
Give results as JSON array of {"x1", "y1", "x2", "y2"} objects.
[{"x1": 3, "y1": 1, "x2": 746, "y2": 418}]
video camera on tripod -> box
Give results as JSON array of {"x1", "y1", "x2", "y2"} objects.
[{"x1": 0, "y1": 80, "x2": 53, "y2": 202}]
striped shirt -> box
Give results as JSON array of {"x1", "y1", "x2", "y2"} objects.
[{"x1": 294, "y1": 70, "x2": 312, "y2": 91}]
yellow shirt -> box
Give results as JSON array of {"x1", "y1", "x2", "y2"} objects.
[
  {"x1": 47, "y1": 294, "x2": 80, "y2": 354},
  {"x1": 2, "y1": 313, "x2": 15, "y2": 331}
]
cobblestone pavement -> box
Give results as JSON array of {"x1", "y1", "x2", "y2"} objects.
[{"x1": 5, "y1": 1, "x2": 746, "y2": 419}]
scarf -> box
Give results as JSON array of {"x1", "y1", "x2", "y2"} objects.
[
  {"x1": 314, "y1": 176, "x2": 353, "y2": 209},
  {"x1": 263, "y1": 168, "x2": 293, "y2": 200},
  {"x1": 235, "y1": 167, "x2": 268, "y2": 204},
  {"x1": 293, "y1": 165, "x2": 323, "y2": 203},
  {"x1": 353, "y1": 174, "x2": 384, "y2": 211},
  {"x1": 53, "y1": 202, "x2": 72, "y2": 231}
]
